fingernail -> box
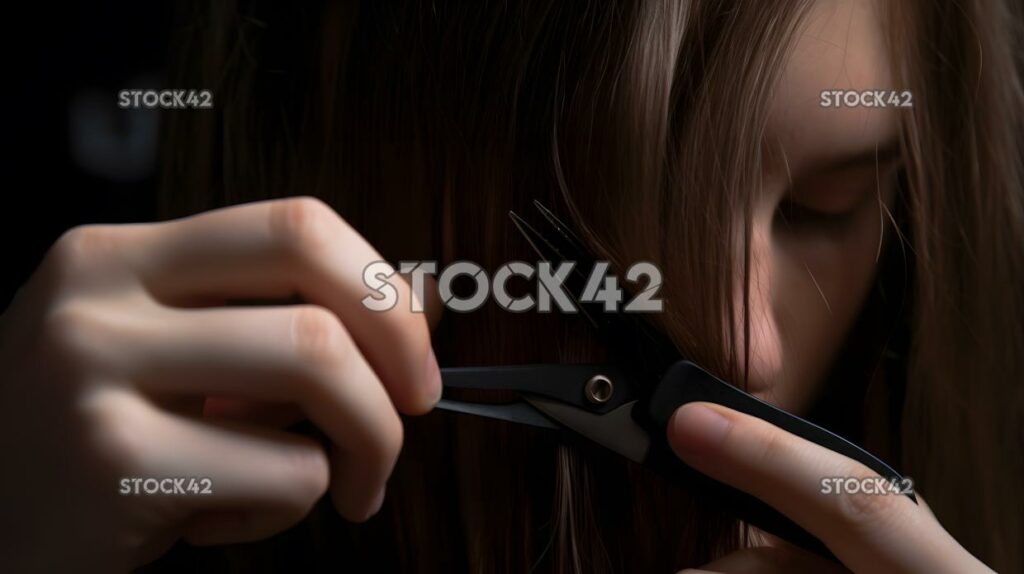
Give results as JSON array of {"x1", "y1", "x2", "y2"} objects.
[
  {"x1": 425, "y1": 347, "x2": 442, "y2": 406},
  {"x1": 671, "y1": 403, "x2": 732, "y2": 451}
]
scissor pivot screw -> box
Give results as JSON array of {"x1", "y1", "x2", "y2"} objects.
[{"x1": 584, "y1": 375, "x2": 613, "y2": 404}]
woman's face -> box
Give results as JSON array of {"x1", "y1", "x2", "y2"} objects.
[{"x1": 742, "y1": 0, "x2": 901, "y2": 412}]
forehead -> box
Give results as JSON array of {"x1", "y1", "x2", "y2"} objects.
[{"x1": 768, "y1": 0, "x2": 899, "y2": 172}]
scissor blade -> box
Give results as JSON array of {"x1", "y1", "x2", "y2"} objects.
[
  {"x1": 523, "y1": 396, "x2": 650, "y2": 463},
  {"x1": 435, "y1": 398, "x2": 559, "y2": 430},
  {"x1": 532, "y1": 200, "x2": 590, "y2": 261},
  {"x1": 508, "y1": 209, "x2": 599, "y2": 327},
  {"x1": 510, "y1": 205, "x2": 681, "y2": 380},
  {"x1": 508, "y1": 209, "x2": 571, "y2": 262}
]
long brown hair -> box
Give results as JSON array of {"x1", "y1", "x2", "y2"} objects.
[
  {"x1": 888, "y1": 0, "x2": 1024, "y2": 569},
  {"x1": 156, "y1": 0, "x2": 1023, "y2": 571}
]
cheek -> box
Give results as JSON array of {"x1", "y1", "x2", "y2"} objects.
[{"x1": 741, "y1": 198, "x2": 883, "y2": 411}]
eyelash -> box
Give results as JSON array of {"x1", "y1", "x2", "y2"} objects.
[
  {"x1": 774, "y1": 197, "x2": 858, "y2": 234},
  {"x1": 773, "y1": 164, "x2": 903, "y2": 236}
]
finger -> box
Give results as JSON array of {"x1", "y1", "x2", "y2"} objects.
[
  {"x1": 667, "y1": 402, "x2": 988, "y2": 573},
  {"x1": 406, "y1": 272, "x2": 442, "y2": 332},
  {"x1": 110, "y1": 304, "x2": 403, "y2": 521},
  {"x1": 126, "y1": 196, "x2": 440, "y2": 414},
  {"x1": 170, "y1": 421, "x2": 328, "y2": 546},
  {"x1": 88, "y1": 388, "x2": 328, "y2": 545}
]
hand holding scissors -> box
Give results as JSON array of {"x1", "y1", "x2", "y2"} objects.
[{"x1": 436, "y1": 202, "x2": 992, "y2": 573}]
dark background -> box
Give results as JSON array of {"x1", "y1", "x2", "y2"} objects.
[{"x1": 3, "y1": 2, "x2": 174, "y2": 311}]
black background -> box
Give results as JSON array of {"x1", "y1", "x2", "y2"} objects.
[{"x1": 3, "y1": 2, "x2": 174, "y2": 310}]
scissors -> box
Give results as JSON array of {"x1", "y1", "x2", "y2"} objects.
[{"x1": 434, "y1": 201, "x2": 916, "y2": 558}]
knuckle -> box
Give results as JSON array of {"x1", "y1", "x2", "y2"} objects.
[
  {"x1": 377, "y1": 412, "x2": 404, "y2": 470},
  {"x1": 38, "y1": 303, "x2": 101, "y2": 370},
  {"x1": 79, "y1": 390, "x2": 152, "y2": 474},
  {"x1": 834, "y1": 474, "x2": 901, "y2": 532},
  {"x1": 289, "y1": 306, "x2": 350, "y2": 367},
  {"x1": 269, "y1": 196, "x2": 340, "y2": 256},
  {"x1": 285, "y1": 443, "x2": 331, "y2": 504},
  {"x1": 370, "y1": 428, "x2": 403, "y2": 481},
  {"x1": 49, "y1": 225, "x2": 118, "y2": 273},
  {"x1": 357, "y1": 409, "x2": 404, "y2": 480}
]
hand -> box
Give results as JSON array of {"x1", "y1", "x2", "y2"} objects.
[
  {"x1": 0, "y1": 197, "x2": 441, "y2": 571},
  {"x1": 667, "y1": 402, "x2": 994, "y2": 574}
]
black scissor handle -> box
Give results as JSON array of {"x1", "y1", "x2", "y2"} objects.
[{"x1": 641, "y1": 360, "x2": 915, "y2": 557}]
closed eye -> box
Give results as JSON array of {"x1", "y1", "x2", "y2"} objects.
[
  {"x1": 773, "y1": 155, "x2": 903, "y2": 237},
  {"x1": 774, "y1": 196, "x2": 860, "y2": 235}
]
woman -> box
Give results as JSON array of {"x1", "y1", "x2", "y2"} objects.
[{"x1": 1, "y1": 0, "x2": 1020, "y2": 571}]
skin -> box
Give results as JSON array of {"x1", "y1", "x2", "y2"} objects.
[
  {"x1": 678, "y1": 0, "x2": 992, "y2": 571},
  {"x1": 0, "y1": 0, "x2": 993, "y2": 571},
  {"x1": 668, "y1": 402, "x2": 992, "y2": 572},
  {"x1": 744, "y1": 0, "x2": 902, "y2": 412},
  {"x1": 0, "y1": 198, "x2": 442, "y2": 570}
]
